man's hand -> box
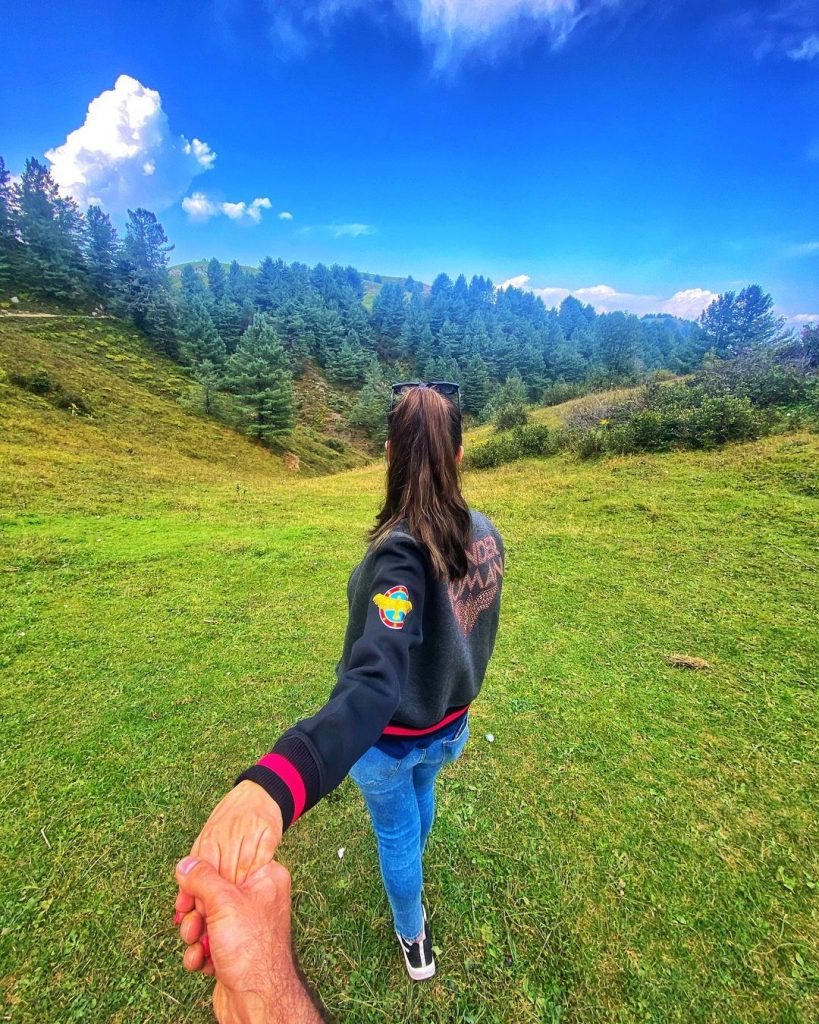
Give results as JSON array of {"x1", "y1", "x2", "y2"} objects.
[
  {"x1": 188, "y1": 780, "x2": 284, "y2": 886},
  {"x1": 174, "y1": 855, "x2": 324, "y2": 1024}
]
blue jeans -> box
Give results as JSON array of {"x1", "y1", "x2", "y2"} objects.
[{"x1": 349, "y1": 714, "x2": 470, "y2": 942}]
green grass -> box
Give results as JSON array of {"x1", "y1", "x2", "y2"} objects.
[
  {"x1": 0, "y1": 317, "x2": 372, "y2": 492},
  {"x1": 1, "y1": 319, "x2": 818, "y2": 1023}
]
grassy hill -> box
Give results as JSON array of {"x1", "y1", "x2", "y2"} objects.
[
  {"x1": 0, "y1": 315, "x2": 372, "y2": 514},
  {"x1": 1, "y1": 316, "x2": 817, "y2": 1023}
]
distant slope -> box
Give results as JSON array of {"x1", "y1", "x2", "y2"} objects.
[{"x1": 0, "y1": 315, "x2": 371, "y2": 513}]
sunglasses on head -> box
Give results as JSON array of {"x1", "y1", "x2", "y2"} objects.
[{"x1": 389, "y1": 380, "x2": 461, "y2": 412}]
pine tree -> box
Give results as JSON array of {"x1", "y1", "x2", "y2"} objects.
[
  {"x1": 228, "y1": 314, "x2": 296, "y2": 441},
  {"x1": 183, "y1": 302, "x2": 226, "y2": 368},
  {"x1": 181, "y1": 304, "x2": 226, "y2": 416},
  {"x1": 326, "y1": 336, "x2": 369, "y2": 388},
  {"x1": 350, "y1": 365, "x2": 389, "y2": 442},
  {"x1": 207, "y1": 257, "x2": 226, "y2": 302},
  {"x1": 193, "y1": 359, "x2": 224, "y2": 417},
  {"x1": 371, "y1": 281, "x2": 406, "y2": 340},
  {"x1": 461, "y1": 354, "x2": 491, "y2": 416},
  {"x1": 211, "y1": 296, "x2": 247, "y2": 354},
  {"x1": 226, "y1": 259, "x2": 249, "y2": 304},
  {"x1": 558, "y1": 295, "x2": 596, "y2": 339},
  {"x1": 14, "y1": 158, "x2": 88, "y2": 303},
  {"x1": 120, "y1": 208, "x2": 178, "y2": 356},
  {"x1": 273, "y1": 300, "x2": 310, "y2": 370},
  {"x1": 180, "y1": 263, "x2": 206, "y2": 305},
  {"x1": 0, "y1": 156, "x2": 21, "y2": 294},
  {"x1": 84, "y1": 205, "x2": 119, "y2": 303},
  {"x1": 414, "y1": 324, "x2": 436, "y2": 378}
]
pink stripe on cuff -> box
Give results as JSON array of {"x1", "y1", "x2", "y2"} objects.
[{"x1": 257, "y1": 753, "x2": 307, "y2": 822}]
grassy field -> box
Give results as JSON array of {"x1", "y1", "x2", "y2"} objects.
[{"x1": 1, "y1": 319, "x2": 818, "y2": 1023}]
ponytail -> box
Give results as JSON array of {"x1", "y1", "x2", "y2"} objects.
[{"x1": 368, "y1": 386, "x2": 472, "y2": 581}]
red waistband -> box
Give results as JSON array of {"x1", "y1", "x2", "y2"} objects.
[{"x1": 381, "y1": 705, "x2": 469, "y2": 737}]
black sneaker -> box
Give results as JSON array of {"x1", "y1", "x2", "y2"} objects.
[{"x1": 396, "y1": 906, "x2": 435, "y2": 981}]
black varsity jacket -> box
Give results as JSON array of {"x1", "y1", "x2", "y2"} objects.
[{"x1": 236, "y1": 508, "x2": 504, "y2": 829}]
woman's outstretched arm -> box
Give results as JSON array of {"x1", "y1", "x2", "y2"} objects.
[{"x1": 184, "y1": 531, "x2": 427, "y2": 885}]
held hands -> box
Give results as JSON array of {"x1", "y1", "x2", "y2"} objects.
[
  {"x1": 187, "y1": 779, "x2": 284, "y2": 887},
  {"x1": 174, "y1": 856, "x2": 319, "y2": 1024}
]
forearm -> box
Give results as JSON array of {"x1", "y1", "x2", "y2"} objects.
[{"x1": 215, "y1": 957, "x2": 329, "y2": 1024}]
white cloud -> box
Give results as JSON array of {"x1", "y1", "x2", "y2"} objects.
[
  {"x1": 499, "y1": 274, "x2": 533, "y2": 290},
  {"x1": 248, "y1": 0, "x2": 626, "y2": 69},
  {"x1": 181, "y1": 192, "x2": 218, "y2": 221},
  {"x1": 182, "y1": 192, "x2": 273, "y2": 225},
  {"x1": 737, "y1": 2, "x2": 819, "y2": 64},
  {"x1": 183, "y1": 137, "x2": 217, "y2": 169},
  {"x1": 788, "y1": 34, "x2": 819, "y2": 60},
  {"x1": 790, "y1": 313, "x2": 819, "y2": 324},
  {"x1": 501, "y1": 276, "x2": 719, "y2": 319},
  {"x1": 785, "y1": 240, "x2": 819, "y2": 258},
  {"x1": 660, "y1": 288, "x2": 721, "y2": 319},
  {"x1": 328, "y1": 222, "x2": 375, "y2": 237},
  {"x1": 413, "y1": 0, "x2": 612, "y2": 67},
  {"x1": 45, "y1": 74, "x2": 215, "y2": 213},
  {"x1": 222, "y1": 197, "x2": 272, "y2": 223},
  {"x1": 278, "y1": 210, "x2": 294, "y2": 220}
]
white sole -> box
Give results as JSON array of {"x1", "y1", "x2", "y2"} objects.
[{"x1": 404, "y1": 957, "x2": 436, "y2": 981}]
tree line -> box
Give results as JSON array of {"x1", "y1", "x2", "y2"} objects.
[{"x1": 0, "y1": 153, "x2": 805, "y2": 444}]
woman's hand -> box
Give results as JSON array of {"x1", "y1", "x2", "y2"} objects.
[{"x1": 185, "y1": 780, "x2": 284, "y2": 887}]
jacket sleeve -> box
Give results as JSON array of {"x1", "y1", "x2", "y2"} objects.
[{"x1": 235, "y1": 532, "x2": 426, "y2": 830}]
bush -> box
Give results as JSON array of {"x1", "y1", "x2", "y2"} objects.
[
  {"x1": 681, "y1": 395, "x2": 763, "y2": 448},
  {"x1": 467, "y1": 423, "x2": 554, "y2": 469},
  {"x1": 467, "y1": 434, "x2": 517, "y2": 469},
  {"x1": 53, "y1": 392, "x2": 92, "y2": 416},
  {"x1": 10, "y1": 368, "x2": 56, "y2": 395},
  {"x1": 9, "y1": 367, "x2": 92, "y2": 415},
  {"x1": 324, "y1": 437, "x2": 346, "y2": 452},
  {"x1": 540, "y1": 381, "x2": 586, "y2": 407},
  {"x1": 570, "y1": 429, "x2": 607, "y2": 460},
  {"x1": 494, "y1": 403, "x2": 528, "y2": 430}
]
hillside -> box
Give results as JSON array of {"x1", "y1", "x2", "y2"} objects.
[
  {"x1": 0, "y1": 315, "x2": 372, "y2": 514},
  {"x1": 1, "y1": 314, "x2": 817, "y2": 1023}
]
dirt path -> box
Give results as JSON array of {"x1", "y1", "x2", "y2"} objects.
[{"x1": 0, "y1": 311, "x2": 113, "y2": 319}]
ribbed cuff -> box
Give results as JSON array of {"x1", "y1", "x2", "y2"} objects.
[{"x1": 235, "y1": 733, "x2": 322, "y2": 831}]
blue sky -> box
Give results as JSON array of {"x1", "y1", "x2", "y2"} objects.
[{"x1": 2, "y1": 0, "x2": 818, "y2": 322}]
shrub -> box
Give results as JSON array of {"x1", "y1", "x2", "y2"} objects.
[
  {"x1": 324, "y1": 437, "x2": 346, "y2": 452},
  {"x1": 494, "y1": 403, "x2": 528, "y2": 430},
  {"x1": 680, "y1": 395, "x2": 763, "y2": 448},
  {"x1": 467, "y1": 433, "x2": 517, "y2": 469},
  {"x1": 467, "y1": 423, "x2": 554, "y2": 468},
  {"x1": 540, "y1": 381, "x2": 586, "y2": 407},
  {"x1": 10, "y1": 368, "x2": 56, "y2": 395},
  {"x1": 53, "y1": 392, "x2": 92, "y2": 416},
  {"x1": 570, "y1": 428, "x2": 607, "y2": 460},
  {"x1": 511, "y1": 423, "x2": 552, "y2": 457},
  {"x1": 9, "y1": 367, "x2": 92, "y2": 415}
]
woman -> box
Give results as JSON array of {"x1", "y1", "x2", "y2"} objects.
[{"x1": 183, "y1": 382, "x2": 504, "y2": 981}]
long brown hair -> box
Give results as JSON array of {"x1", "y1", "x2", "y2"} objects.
[{"x1": 368, "y1": 385, "x2": 472, "y2": 581}]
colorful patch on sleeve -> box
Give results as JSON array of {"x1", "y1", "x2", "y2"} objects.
[{"x1": 373, "y1": 586, "x2": 413, "y2": 629}]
